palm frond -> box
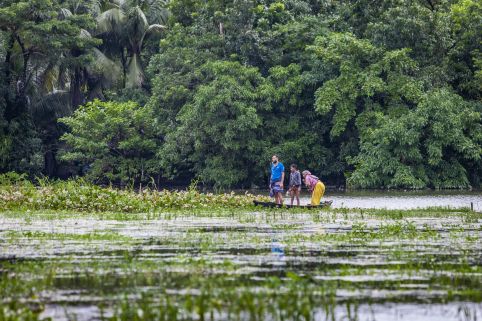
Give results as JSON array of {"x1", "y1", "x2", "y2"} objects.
[
  {"x1": 156, "y1": 7, "x2": 170, "y2": 25},
  {"x1": 90, "y1": 0, "x2": 103, "y2": 17},
  {"x1": 58, "y1": 8, "x2": 73, "y2": 20},
  {"x1": 92, "y1": 0, "x2": 120, "y2": 16},
  {"x1": 142, "y1": 0, "x2": 170, "y2": 25},
  {"x1": 140, "y1": 23, "x2": 165, "y2": 48},
  {"x1": 27, "y1": 61, "x2": 59, "y2": 99},
  {"x1": 79, "y1": 28, "x2": 93, "y2": 39},
  {"x1": 87, "y1": 48, "x2": 123, "y2": 88},
  {"x1": 31, "y1": 90, "x2": 73, "y2": 119},
  {"x1": 95, "y1": 8, "x2": 125, "y2": 35},
  {"x1": 40, "y1": 65, "x2": 60, "y2": 93},
  {"x1": 125, "y1": 53, "x2": 144, "y2": 88},
  {"x1": 125, "y1": 6, "x2": 149, "y2": 46},
  {"x1": 145, "y1": 23, "x2": 166, "y2": 35}
]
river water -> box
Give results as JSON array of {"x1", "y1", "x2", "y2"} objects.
[
  {"x1": 1, "y1": 189, "x2": 481, "y2": 321},
  {"x1": 2, "y1": 208, "x2": 480, "y2": 321},
  {"x1": 275, "y1": 190, "x2": 482, "y2": 211}
]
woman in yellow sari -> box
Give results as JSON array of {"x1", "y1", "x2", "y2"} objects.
[{"x1": 302, "y1": 170, "x2": 325, "y2": 206}]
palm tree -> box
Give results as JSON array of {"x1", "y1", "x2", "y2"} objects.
[
  {"x1": 30, "y1": 9, "x2": 123, "y2": 114},
  {"x1": 0, "y1": 0, "x2": 110, "y2": 175},
  {"x1": 94, "y1": 0, "x2": 168, "y2": 88}
]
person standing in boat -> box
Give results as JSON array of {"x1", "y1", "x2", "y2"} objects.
[
  {"x1": 269, "y1": 155, "x2": 285, "y2": 205},
  {"x1": 288, "y1": 164, "x2": 301, "y2": 206},
  {"x1": 302, "y1": 170, "x2": 325, "y2": 206}
]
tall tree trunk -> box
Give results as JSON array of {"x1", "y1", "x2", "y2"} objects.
[
  {"x1": 5, "y1": 35, "x2": 30, "y2": 121},
  {"x1": 3, "y1": 34, "x2": 16, "y2": 121},
  {"x1": 3, "y1": 33, "x2": 14, "y2": 92},
  {"x1": 71, "y1": 67, "x2": 84, "y2": 108},
  {"x1": 121, "y1": 47, "x2": 127, "y2": 88},
  {"x1": 15, "y1": 35, "x2": 30, "y2": 93},
  {"x1": 44, "y1": 149, "x2": 57, "y2": 177}
]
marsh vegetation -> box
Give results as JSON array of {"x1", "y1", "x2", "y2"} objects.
[{"x1": 0, "y1": 180, "x2": 480, "y2": 320}]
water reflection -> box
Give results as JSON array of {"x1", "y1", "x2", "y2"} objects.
[{"x1": 271, "y1": 239, "x2": 285, "y2": 259}]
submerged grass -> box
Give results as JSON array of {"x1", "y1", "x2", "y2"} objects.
[
  {"x1": 0, "y1": 302, "x2": 49, "y2": 321},
  {"x1": 2, "y1": 253, "x2": 481, "y2": 321},
  {"x1": 0, "y1": 206, "x2": 477, "y2": 222},
  {"x1": 3, "y1": 230, "x2": 135, "y2": 242}
]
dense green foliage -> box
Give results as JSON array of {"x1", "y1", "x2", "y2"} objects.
[
  {"x1": 0, "y1": 0, "x2": 481, "y2": 188},
  {"x1": 59, "y1": 100, "x2": 161, "y2": 184},
  {"x1": 0, "y1": 173, "x2": 269, "y2": 212}
]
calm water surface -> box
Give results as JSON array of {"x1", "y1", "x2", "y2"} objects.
[{"x1": 272, "y1": 190, "x2": 482, "y2": 211}]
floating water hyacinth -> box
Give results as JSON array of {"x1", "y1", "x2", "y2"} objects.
[{"x1": 0, "y1": 175, "x2": 270, "y2": 212}]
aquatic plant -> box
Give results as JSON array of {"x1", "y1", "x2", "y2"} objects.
[
  {"x1": 0, "y1": 174, "x2": 270, "y2": 212},
  {"x1": 0, "y1": 302, "x2": 50, "y2": 321}
]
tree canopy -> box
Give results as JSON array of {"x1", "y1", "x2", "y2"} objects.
[{"x1": 1, "y1": 0, "x2": 481, "y2": 189}]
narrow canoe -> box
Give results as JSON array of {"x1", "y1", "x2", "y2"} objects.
[{"x1": 253, "y1": 200, "x2": 333, "y2": 209}]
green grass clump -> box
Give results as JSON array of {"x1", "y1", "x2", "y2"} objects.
[
  {"x1": 0, "y1": 302, "x2": 50, "y2": 321},
  {"x1": 99, "y1": 273, "x2": 338, "y2": 321}
]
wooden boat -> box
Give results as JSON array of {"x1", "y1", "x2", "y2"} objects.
[{"x1": 253, "y1": 200, "x2": 333, "y2": 209}]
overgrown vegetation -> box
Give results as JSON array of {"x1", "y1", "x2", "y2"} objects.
[
  {"x1": 0, "y1": 0, "x2": 480, "y2": 189},
  {"x1": 0, "y1": 173, "x2": 269, "y2": 212}
]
